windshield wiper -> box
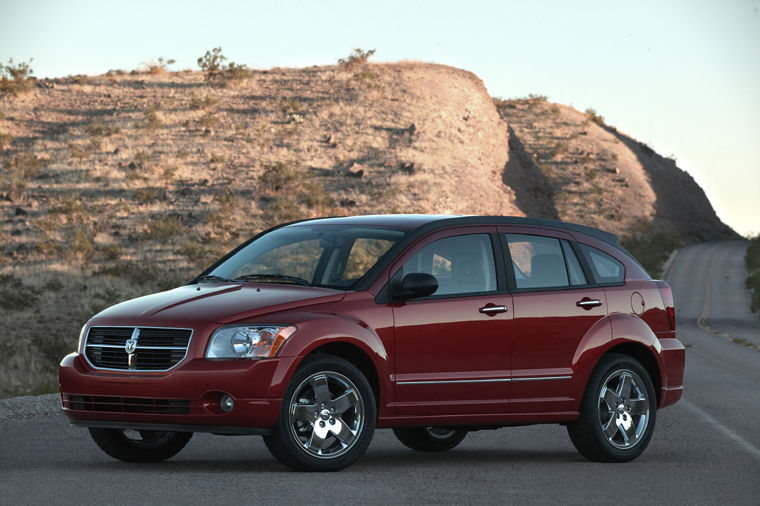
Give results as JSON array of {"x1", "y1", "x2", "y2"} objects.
[
  {"x1": 232, "y1": 273, "x2": 311, "y2": 286},
  {"x1": 196, "y1": 274, "x2": 231, "y2": 283}
]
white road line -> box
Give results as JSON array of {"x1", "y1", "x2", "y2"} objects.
[{"x1": 680, "y1": 398, "x2": 760, "y2": 463}]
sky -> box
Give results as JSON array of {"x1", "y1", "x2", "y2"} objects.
[{"x1": 2, "y1": 0, "x2": 758, "y2": 236}]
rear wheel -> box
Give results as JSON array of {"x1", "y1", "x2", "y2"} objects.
[
  {"x1": 393, "y1": 427, "x2": 468, "y2": 452},
  {"x1": 88, "y1": 428, "x2": 192, "y2": 462},
  {"x1": 263, "y1": 355, "x2": 376, "y2": 471},
  {"x1": 567, "y1": 354, "x2": 656, "y2": 462}
]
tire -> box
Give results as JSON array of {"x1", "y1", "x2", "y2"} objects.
[
  {"x1": 263, "y1": 355, "x2": 376, "y2": 471},
  {"x1": 567, "y1": 353, "x2": 657, "y2": 462},
  {"x1": 393, "y1": 427, "x2": 467, "y2": 452},
  {"x1": 88, "y1": 428, "x2": 192, "y2": 462}
]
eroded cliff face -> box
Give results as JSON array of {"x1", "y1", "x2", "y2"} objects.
[{"x1": 0, "y1": 62, "x2": 734, "y2": 397}]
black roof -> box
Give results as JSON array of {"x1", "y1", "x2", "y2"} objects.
[{"x1": 289, "y1": 214, "x2": 620, "y2": 246}]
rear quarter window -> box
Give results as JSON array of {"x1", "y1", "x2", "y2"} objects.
[{"x1": 580, "y1": 244, "x2": 625, "y2": 284}]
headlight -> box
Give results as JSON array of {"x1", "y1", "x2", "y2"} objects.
[{"x1": 205, "y1": 325, "x2": 297, "y2": 359}]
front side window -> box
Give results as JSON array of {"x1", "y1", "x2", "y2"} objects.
[
  {"x1": 401, "y1": 234, "x2": 497, "y2": 296},
  {"x1": 506, "y1": 234, "x2": 587, "y2": 289}
]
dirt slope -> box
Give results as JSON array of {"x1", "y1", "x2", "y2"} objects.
[{"x1": 0, "y1": 62, "x2": 733, "y2": 397}]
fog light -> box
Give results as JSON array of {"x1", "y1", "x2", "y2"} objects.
[{"x1": 220, "y1": 394, "x2": 234, "y2": 413}]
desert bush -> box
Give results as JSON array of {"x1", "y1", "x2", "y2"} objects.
[
  {"x1": 584, "y1": 108, "x2": 606, "y2": 127},
  {"x1": 83, "y1": 121, "x2": 120, "y2": 137},
  {"x1": 621, "y1": 219, "x2": 684, "y2": 279},
  {"x1": 0, "y1": 131, "x2": 11, "y2": 149},
  {"x1": 133, "y1": 187, "x2": 165, "y2": 204},
  {"x1": 68, "y1": 226, "x2": 96, "y2": 261},
  {"x1": 176, "y1": 240, "x2": 214, "y2": 267},
  {"x1": 338, "y1": 48, "x2": 376, "y2": 71},
  {"x1": 69, "y1": 142, "x2": 93, "y2": 159},
  {"x1": 198, "y1": 112, "x2": 219, "y2": 128},
  {"x1": 279, "y1": 97, "x2": 302, "y2": 115},
  {"x1": 197, "y1": 47, "x2": 249, "y2": 81},
  {"x1": 143, "y1": 214, "x2": 184, "y2": 241},
  {"x1": 161, "y1": 165, "x2": 179, "y2": 180},
  {"x1": 638, "y1": 141, "x2": 655, "y2": 156},
  {"x1": 189, "y1": 91, "x2": 218, "y2": 110},
  {"x1": 746, "y1": 235, "x2": 760, "y2": 313},
  {"x1": 143, "y1": 57, "x2": 175, "y2": 74},
  {"x1": 1, "y1": 58, "x2": 35, "y2": 93},
  {"x1": 2, "y1": 152, "x2": 49, "y2": 190},
  {"x1": 135, "y1": 102, "x2": 164, "y2": 131},
  {"x1": 0, "y1": 274, "x2": 40, "y2": 310}
]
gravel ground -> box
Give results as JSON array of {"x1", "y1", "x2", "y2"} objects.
[{"x1": 0, "y1": 393, "x2": 61, "y2": 420}]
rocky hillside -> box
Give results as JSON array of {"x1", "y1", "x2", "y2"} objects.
[{"x1": 0, "y1": 61, "x2": 734, "y2": 397}]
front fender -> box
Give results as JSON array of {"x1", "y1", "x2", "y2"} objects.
[{"x1": 267, "y1": 313, "x2": 391, "y2": 412}]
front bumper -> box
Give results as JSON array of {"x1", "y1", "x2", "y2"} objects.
[{"x1": 59, "y1": 352, "x2": 299, "y2": 431}]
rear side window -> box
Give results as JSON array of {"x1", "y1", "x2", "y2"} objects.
[
  {"x1": 505, "y1": 234, "x2": 587, "y2": 289},
  {"x1": 580, "y1": 244, "x2": 625, "y2": 284}
]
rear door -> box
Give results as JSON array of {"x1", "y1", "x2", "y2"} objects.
[
  {"x1": 390, "y1": 227, "x2": 514, "y2": 416},
  {"x1": 499, "y1": 227, "x2": 608, "y2": 414}
]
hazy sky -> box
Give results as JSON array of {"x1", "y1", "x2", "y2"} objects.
[{"x1": 2, "y1": 0, "x2": 758, "y2": 236}]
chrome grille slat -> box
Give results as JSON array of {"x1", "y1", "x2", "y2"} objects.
[{"x1": 84, "y1": 326, "x2": 192, "y2": 371}]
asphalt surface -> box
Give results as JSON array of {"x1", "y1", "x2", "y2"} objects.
[{"x1": 1, "y1": 240, "x2": 759, "y2": 505}]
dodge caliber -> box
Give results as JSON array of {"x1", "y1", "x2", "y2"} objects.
[{"x1": 59, "y1": 215, "x2": 685, "y2": 471}]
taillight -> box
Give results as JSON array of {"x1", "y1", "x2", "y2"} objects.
[{"x1": 656, "y1": 280, "x2": 676, "y2": 331}]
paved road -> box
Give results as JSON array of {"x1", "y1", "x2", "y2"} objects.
[{"x1": 1, "y1": 241, "x2": 759, "y2": 505}]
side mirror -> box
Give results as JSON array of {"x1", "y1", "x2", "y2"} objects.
[{"x1": 390, "y1": 273, "x2": 438, "y2": 301}]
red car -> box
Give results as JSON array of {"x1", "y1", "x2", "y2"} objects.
[{"x1": 59, "y1": 215, "x2": 685, "y2": 471}]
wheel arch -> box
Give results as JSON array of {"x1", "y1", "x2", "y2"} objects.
[
  {"x1": 305, "y1": 341, "x2": 381, "y2": 412},
  {"x1": 602, "y1": 342, "x2": 662, "y2": 406}
]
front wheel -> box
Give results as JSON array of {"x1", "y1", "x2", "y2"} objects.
[
  {"x1": 263, "y1": 355, "x2": 376, "y2": 471},
  {"x1": 88, "y1": 428, "x2": 192, "y2": 462},
  {"x1": 567, "y1": 354, "x2": 657, "y2": 462},
  {"x1": 393, "y1": 427, "x2": 468, "y2": 452}
]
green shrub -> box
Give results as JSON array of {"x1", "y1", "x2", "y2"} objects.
[
  {"x1": 620, "y1": 220, "x2": 684, "y2": 279},
  {"x1": 83, "y1": 121, "x2": 120, "y2": 137},
  {"x1": 133, "y1": 187, "x2": 165, "y2": 203},
  {"x1": 197, "y1": 47, "x2": 249, "y2": 81},
  {"x1": 0, "y1": 274, "x2": 40, "y2": 310},
  {"x1": 2, "y1": 152, "x2": 49, "y2": 190},
  {"x1": 144, "y1": 57, "x2": 175, "y2": 74},
  {"x1": 746, "y1": 236, "x2": 760, "y2": 313},
  {"x1": 585, "y1": 108, "x2": 605, "y2": 127},
  {"x1": 143, "y1": 215, "x2": 184, "y2": 241}
]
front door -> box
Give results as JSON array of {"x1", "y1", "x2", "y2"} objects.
[{"x1": 390, "y1": 227, "x2": 513, "y2": 416}]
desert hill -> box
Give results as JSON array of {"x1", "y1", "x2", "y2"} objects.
[{"x1": 0, "y1": 61, "x2": 734, "y2": 397}]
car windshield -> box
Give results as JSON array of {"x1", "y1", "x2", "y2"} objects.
[{"x1": 203, "y1": 224, "x2": 406, "y2": 289}]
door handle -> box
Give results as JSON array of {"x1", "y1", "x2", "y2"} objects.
[
  {"x1": 576, "y1": 298, "x2": 603, "y2": 310},
  {"x1": 479, "y1": 305, "x2": 508, "y2": 315}
]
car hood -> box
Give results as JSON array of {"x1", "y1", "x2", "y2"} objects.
[{"x1": 91, "y1": 283, "x2": 346, "y2": 325}]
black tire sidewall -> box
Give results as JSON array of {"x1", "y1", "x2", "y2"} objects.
[
  {"x1": 569, "y1": 354, "x2": 657, "y2": 462},
  {"x1": 393, "y1": 427, "x2": 468, "y2": 452},
  {"x1": 88, "y1": 428, "x2": 192, "y2": 462}
]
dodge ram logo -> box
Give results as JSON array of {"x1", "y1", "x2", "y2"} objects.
[{"x1": 125, "y1": 339, "x2": 137, "y2": 354}]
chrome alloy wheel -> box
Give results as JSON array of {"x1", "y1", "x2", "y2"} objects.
[
  {"x1": 288, "y1": 371, "x2": 364, "y2": 459},
  {"x1": 598, "y1": 369, "x2": 650, "y2": 449},
  {"x1": 425, "y1": 427, "x2": 459, "y2": 440}
]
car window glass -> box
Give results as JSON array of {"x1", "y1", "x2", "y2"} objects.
[
  {"x1": 561, "y1": 240, "x2": 587, "y2": 286},
  {"x1": 401, "y1": 234, "x2": 496, "y2": 296},
  {"x1": 506, "y1": 234, "x2": 570, "y2": 289},
  {"x1": 580, "y1": 244, "x2": 625, "y2": 284},
  {"x1": 238, "y1": 239, "x2": 322, "y2": 281},
  {"x1": 342, "y1": 238, "x2": 396, "y2": 281}
]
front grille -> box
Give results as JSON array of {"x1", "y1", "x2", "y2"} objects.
[
  {"x1": 65, "y1": 395, "x2": 190, "y2": 414},
  {"x1": 84, "y1": 326, "x2": 192, "y2": 371}
]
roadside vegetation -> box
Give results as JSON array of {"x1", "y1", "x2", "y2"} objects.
[
  {"x1": 746, "y1": 235, "x2": 760, "y2": 313},
  {"x1": 620, "y1": 220, "x2": 684, "y2": 279}
]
